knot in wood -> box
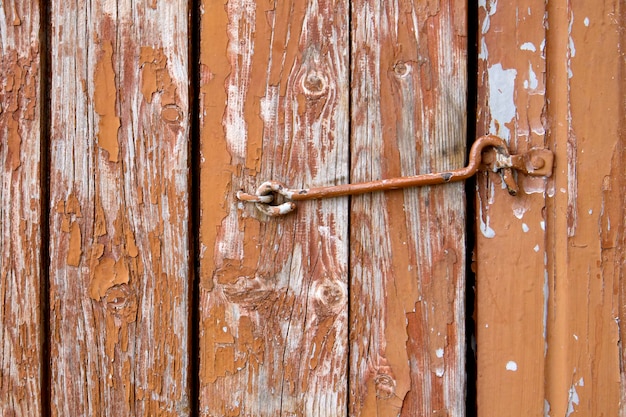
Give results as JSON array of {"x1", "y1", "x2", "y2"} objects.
[
  {"x1": 103, "y1": 284, "x2": 137, "y2": 323},
  {"x1": 393, "y1": 60, "x2": 410, "y2": 77},
  {"x1": 301, "y1": 71, "x2": 328, "y2": 98},
  {"x1": 312, "y1": 279, "x2": 346, "y2": 317},
  {"x1": 161, "y1": 104, "x2": 183, "y2": 124},
  {"x1": 374, "y1": 373, "x2": 396, "y2": 399}
]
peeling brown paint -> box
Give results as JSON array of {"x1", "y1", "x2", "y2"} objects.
[
  {"x1": 88, "y1": 256, "x2": 130, "y2": 301},
  {"x1": 350, "y1": 1, "x2": 467, "y2": 415},
  {"x1": 49, "y1": 2, "x2": 190, "y2": 413},
  {"x1": 2, "y1": 48, "x2": 38, "y2": 171},
  {"x1": 199, "y1": 0, "x2": 350, "y2": 414},
  {"x1": 139, "y1": 47, "x2": 176, "y2": 106},
  {"x1": 199, "y1": 0, "x2": 232, "y2": 292},
  {"x1": 476, "y1": 1, "x2": 625, "y2": 416},
  {"x1": 67, "y1": 221, "x2": 82, "y2": 266},
  {"x1": 0, "y1": 3, "x2": 42, "y2": 412},
  {"x1": 6, "y1": 117, "x2": 22, "y2": 170},
  {"x1": 94, "y1": 40, "x2": 120, "y2": 163}
]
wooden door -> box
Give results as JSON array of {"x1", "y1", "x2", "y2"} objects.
[
  {"x1": 1, "y1": 1, "x2": 624, "y2": 416},
  {"x1": 475, "y1": 1, "x2": 625, "y2": 416},
  {"x1": 199, "y1": 1, "x2": 467, "y2": 415}
]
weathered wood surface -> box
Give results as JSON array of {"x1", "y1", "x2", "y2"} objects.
[
  {"x1": 349, "y1": 1, "x2": 467, "y2": 415},
  {"x1": 476, "y1": 1, "x2": 625, "y2": 416},
  {"x1": 543, "y1": 1, "x2": 624, "y2": 415},
  {"x1": 199, "y1": 1, "x2": 350, "y2": 415},
  {"x1": 49, "y1": 2, "x2": 190, "y2": 415},
  {"x1": 474, "y1": 1, "x2": 548, "y2": 415},
  {"x1": 0, "y1": 1, "x2": 42, "y2": 415}
]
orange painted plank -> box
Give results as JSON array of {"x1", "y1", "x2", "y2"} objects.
[
  {"x1": 198, "y1": 1, "x2": 350, "y2": 415},
  {"x1": 0, "y1": 1, "x2": 43, "y2": 415},
  {"x1": 476, "y1": 1, "x2": 625, "y2": 416},
  {"x1": 48, "y1": 2, "x2": 190, "y2": 415},
  {"x1": 474, "y1": 1, "x2": 548, "y2": 416},
  {"x1": 349, "y1": 1, "x2": 468, "y2": 415},
  {"x1": 544, "y1": 1, "x2": 623, "y2": 415}
]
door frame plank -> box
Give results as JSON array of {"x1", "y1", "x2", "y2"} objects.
[
  {"x1": 0, "y1": 1, "x2": 43, "y2": 415},
  {"x1": 49, "y1": 2, "x2": 190, "y2": 414},
  {"x1": 349, "y1": 1, "x2": 468, "y2": 415},
  {"x1": 198, "y1": 1, "x2": 350, "y2": 415}
]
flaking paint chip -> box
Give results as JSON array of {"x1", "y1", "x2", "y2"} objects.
[{"x1": 506, "y1": 361, "x2": 518, "y2": 371}]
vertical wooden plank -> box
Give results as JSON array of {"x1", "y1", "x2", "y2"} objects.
[
  {"x1": 476, "y1": 1, "x2": 626, "y2": 416},
  {"x1": 198, "y1": 0, "x2": 350, "y2": 415},
  {"x1": 0, "y1": 1, "x2": 42, "y2": 415},
  {"x1": 474, "y1": 1, "x2": 548, "y2": 415},
  {"x1": 543, "y1": 1, "x2": 624, "y2": 415},
  {"x1": 349, "y1": 1, "x2": 467, "y2": 415},
  {"x1": 49, "y1": 2, "x2": 190, "y2": 415}
]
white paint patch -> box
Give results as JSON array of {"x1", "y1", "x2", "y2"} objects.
[
  {"x1": 522, "y1": 223, "x2": 530, "y2": 233},
  {"x1": 478, "y1": 186, "x2": 495, "y2": 238},
  {"x1": 435, "y1": 368, "x2": 444, "y2": 377},
  {"x1": 566, "y1": 384, "x2": 580, "y2": 416},
  {"x1": 435, "y1": 348, "x2": 444, "y2": 358},
  {"x1": 485, "y1": 324, "x2": 489, "y2": 328},
  {"x1": 520, "y1": 42, "x2": 536, "y2": 52},
  {"x1": 482, "y1": 14, "x2": 491, "y2": 34},
  {"x1": 534, "y1": 244, "x2": 540, "y2": 252},
  {"x1": 542, "y1": 266, "x2": 550, "y2": 357},
  {"x1": 487, "y1": 64, "x2": 517, "y2": 141},
  {"x1": 584, "y1": 17, "x2": 590, "y2": 26},
  {"x1": 506, "y1": 361, "x2": 518, "y2": 371},
  {"x1": 479, "y1": 38, "x2": 489, "y2": 60},
  {"x1": 540, "y1": 220, "x2": 545, "y2": 231},
  {"x1": 588, "y1": 209, "x2": 593, "y2": 215},
  {"x1": 578, "y1": 377, "x2": 584, "y2": 386},
  {"x1": 568, "y1": 13, "x2": 576, "y2": 79},
  {"x1": 527, "y1": 64, "x2": 539, "y2": 91},
  {"x1": 573, "y1": 334, "x2": 578, "y2": 340},
  {"x1": 222, "y1": 326, "x2": 228, "y2": 333},
  {"x1": 480, "y1": 214, "x2": 496, "y2": 238},
  {"x1": 513, "y1": 206, "x2": 526, "y2": 219}
]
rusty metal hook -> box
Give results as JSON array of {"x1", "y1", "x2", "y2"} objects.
[{"x1": 237, "y1": 135, "x2": 553, "y2": 217}]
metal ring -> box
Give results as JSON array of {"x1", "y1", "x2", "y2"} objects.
[
  {"x1": 237, "y1": 181, "x2": 298, "y2": 216},
  {"x1": 236, "y1": 190, "x2": 273, "y2": 204}
]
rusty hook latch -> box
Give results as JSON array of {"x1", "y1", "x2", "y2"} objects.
[{"x1": 237, "y1": 135, "x2": 554, "y2": 217}]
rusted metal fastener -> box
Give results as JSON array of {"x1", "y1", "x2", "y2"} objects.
[{"x1": 237, "y1": 135, "x2": 554, "y2": 217}]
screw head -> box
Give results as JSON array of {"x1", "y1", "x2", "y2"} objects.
[{"x1": 530, "y1": 155, "x2": 545, "y2": 169}]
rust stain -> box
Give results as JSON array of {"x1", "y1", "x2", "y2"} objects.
[{"x1": 94, "y1": 40, "x2": 121, "y2": 162}]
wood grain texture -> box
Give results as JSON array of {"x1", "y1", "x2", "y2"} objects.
[
  {"x1": 474, "y1": 1, "x2": 549, "y2": 415},
  {"x1": 543, "y1": 1, "x2": 624, "y2": 415},
  {"x1": 349, "y1": 1, "x2": 467, "y2": 415},
  {"x1": 476, "y1": 1, "x2": 625, "y2": 416},
  {"x1": 0, "y1": 1, "x2": 42, "y2": 415},
  {"x1": 49, "y1": 2, "x2": 190, "y2": 415},
  {"x1": 199, "y1": 1, "x2": 350, "y2": 415}
]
